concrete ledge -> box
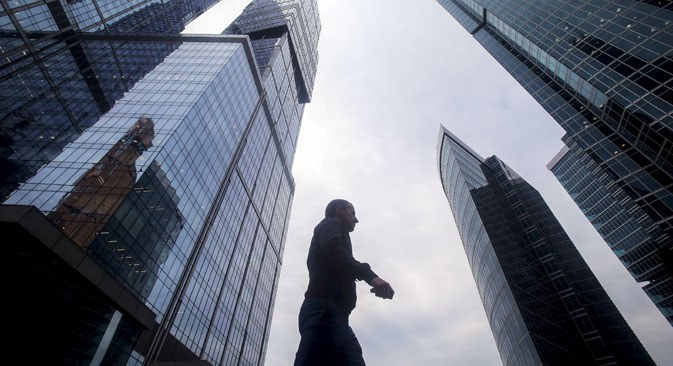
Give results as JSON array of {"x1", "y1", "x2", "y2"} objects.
[
  {"x1": 0, "y1": 204, "x2": 157, "y2": 329},
  {"x1": 0, "y1": 204, "x2": 30, "y2": 224},
  {"x1": 21, "y1": 207, "x2": 63, "y2": 248}
]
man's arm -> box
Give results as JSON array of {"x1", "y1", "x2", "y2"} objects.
[
  {"x1": 318, "y1": 220, "x2": 377, "y2": 282},
  {"x1": 319, "y1": 220, "x2": 394, "y2": 300}
]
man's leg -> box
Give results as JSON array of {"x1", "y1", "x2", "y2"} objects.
[
  {"x1": 294, "y1": 299, "x2": 340, "y2": 366},
  {"x1": 335, "y1": 326, "x2": 366, "y2": 366}
]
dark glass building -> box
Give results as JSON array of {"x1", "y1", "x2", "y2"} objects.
[
  {"x1": 438, "y1": 126, "x2": 654, "y2": 365},
  {"x1": 549, "y1": 135, "x2": 672, "y2": 325},
  {"x1": 434, "y1": 0, "x2": 673, "y2": 326},
  {"x1": 2, "y1": 0, "x2": 320, "y2": 365}
]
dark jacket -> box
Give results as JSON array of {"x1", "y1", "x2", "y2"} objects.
[{"x1": 304, "y1": 217, "x2": 377, "y2": 315}]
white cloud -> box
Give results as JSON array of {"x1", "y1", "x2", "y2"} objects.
[{"x1": 182, "y1": 0, "x2": 250, "y2": 34}]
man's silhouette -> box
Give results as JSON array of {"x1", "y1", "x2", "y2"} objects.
[{"x1": 294, "y1": 199, "x2": 394, "y2": 366}]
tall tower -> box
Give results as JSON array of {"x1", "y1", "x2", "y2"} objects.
[
  {"x1": 437, "y1": 125, "x2": 653, "y2": 365},
  {"x1": 2, "y1": 1, "x2": 320, "y2": 365},
  {"x1": 434, "y1": 0, "x2": 673, "y2": 325}
]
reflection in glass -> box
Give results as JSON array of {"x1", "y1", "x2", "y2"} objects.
[
  {"x1": 48, "y1": 118, "x2": 154, "y2": 248},
  {"x1": 89, "y1": 158, "x2": 184, "y2": 300}
]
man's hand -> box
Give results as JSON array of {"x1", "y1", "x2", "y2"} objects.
[{"x1": 368, "y1": 277, "x2": 394, "y2": 300}]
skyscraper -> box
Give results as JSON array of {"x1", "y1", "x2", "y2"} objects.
[
  {"x1": 437, "y1": 125, "x2": 653, "y2": 365},
  {"x1": 2, "y1": 0, "x2": 320, "y2": 365},
  {"x1": 434, "y1": 0, "x2": 673, "y2": 326},
  {"x1": 548, "y1": 134, "x2": 672, "y2": 325}
]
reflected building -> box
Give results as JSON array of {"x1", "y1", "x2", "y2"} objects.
[
  {"x1": 2, "y1": 0, "x2": 320, "y2": 365},
  {"x1": 438, "y1": 126, "x2": 653, "y2": 365},
  {"x1": 88, "y1": 155, "x2": 184, "y2": 300},
  {"x1": 48, "y1": 118, "x2": 156, "y2": 248},
  {"x1": 434, "y1": 0, "x2": 673, "y2": 327}
]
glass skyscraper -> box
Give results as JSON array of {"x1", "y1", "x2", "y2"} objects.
[
  {"x1": 2, "y1": 0, "x2": 320, "y2": 365},
  {"x1": 435, "y1": 0, "x2": 673, "y2": 327},
  {"x1": 549, "y1": 134, "x2": 672, "y2": 325},
  {"x1": 438, "y1": 126, "x2": 653, "y2": 365}
]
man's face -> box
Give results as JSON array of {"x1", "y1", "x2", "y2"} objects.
[{"x1": 337, "y1": 203, "x2": 359, "y2": 232}]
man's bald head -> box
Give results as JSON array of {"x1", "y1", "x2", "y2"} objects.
[
  {"x1": 325, "y1": 199, "x2": 351, "y2": 218},
  {"x1": 325, "y1": 199, "x2": 358, "y2": 232}
]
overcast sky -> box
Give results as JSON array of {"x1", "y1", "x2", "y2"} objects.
[{"x1": 185, "y1": 1, "x2": 673, "y2": 364}]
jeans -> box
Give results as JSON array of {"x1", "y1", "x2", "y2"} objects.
[{"x1": 293, "y1": 298, "x2": 366, "y2": 366}]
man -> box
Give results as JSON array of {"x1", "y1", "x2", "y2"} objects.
[{"x1": 294, "y1": 199, "x2": 395, "y2": 366}]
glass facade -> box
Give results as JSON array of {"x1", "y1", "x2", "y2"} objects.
[
  {"x1": 438, "y1": 126, "x2": 654, "y2": 366},
  {"x1": 224, "y1": 0, "x2": 320, "y2": 103},
  {"x1": 0, "y1": 0, "x2": 221, "y2": 202},
  {"x1": 435, "y1": 0, "x2": 673, "y2": 325},
  {"x1": 3, "y1": 0, "x2": 320, "y2": 365},
  {"x1": 549, "y1": 134, "x2": 672, "y2": 325}
]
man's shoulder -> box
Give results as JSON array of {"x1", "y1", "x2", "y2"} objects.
[{"x1": 315, "y1": 217, "x2": 343, "y2": 233}]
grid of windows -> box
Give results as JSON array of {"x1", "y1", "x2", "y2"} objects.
[
  {"x1": 7, "y1": 40, "x2": 254, "y2": 331},
  {"x1": 438, "y1": 127, "x2": 654, "y2": 365},
  {"x1": 550, "y1": 135, "x2": 672, "y2": 324}
]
